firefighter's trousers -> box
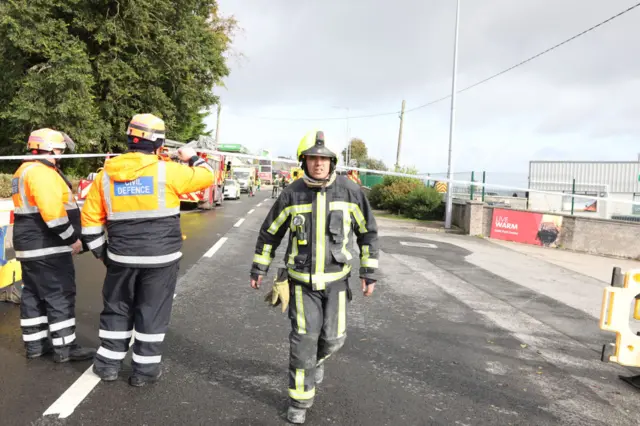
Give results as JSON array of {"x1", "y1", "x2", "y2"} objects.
[
  {"x1": 94, "y1": 262, "x2": 179, "y2": 377},
  {"x1": 288, "y1": 278, "x2": 351, "y2": 409},
  {"x1": 20, "y1": 255, "x2": 78, "y2": 356}
]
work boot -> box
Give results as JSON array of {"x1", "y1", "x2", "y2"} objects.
[
  {"x1": 93, "y1": 364, "x2": 119, "y2": 382},
  {"x1": 314, "y1": 364, "x2": 324, "y2": 384},
  {"x1": 53, "y1": 344, "x2": 96, "y2": 363},
  {"x1": 26, "y1": 342, "x2": 53, "y2": 359},
  {"x1": 287, "y1": 406, "x2": 306, "y2": 424},
  {"x1": 129, "y1": 370, "x2": 162, "y2": 387}
]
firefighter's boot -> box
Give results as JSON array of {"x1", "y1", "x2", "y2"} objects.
[
  {"x1": 129, "y1": 370, "x2": 163, "y2": 387},
  {"x1": 287, "y1": 406, "x2": 307, "y2": 424},
  {"x1": 314, "y1": 364, "x2": 324, "y2": 384},
  {"x1": 93, "y1": 364, "x2": 119, "y2": 382},
  {"x1": 54, "y1": 344, "x2": 96, "y2": 363}
]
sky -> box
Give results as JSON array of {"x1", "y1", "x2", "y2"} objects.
[{"x1": 206, "y1": 0, "x2": 640, "y2": 187}]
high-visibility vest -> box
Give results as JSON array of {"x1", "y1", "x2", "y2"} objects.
[
  {"x1": 12, "y1": 161, "x2": 81, "y2": 261},
  {"x1": 81, "y1": 152, "x2": 214, "y2": 268}
]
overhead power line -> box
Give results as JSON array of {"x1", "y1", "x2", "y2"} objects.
[
  {"x1": 405, "y1": 1, "x2": 640, "y2": 113},
  {"x1": 230, "y1": 2, "x2": 640, "y2": 121}
]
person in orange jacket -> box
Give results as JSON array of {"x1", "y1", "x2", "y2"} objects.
[
  {"x1": 12, "y1": 128, "x2": 96, "y2": 362},
  {"x1": 81, "y1": 113, "x2": 214, "y2": 386}
]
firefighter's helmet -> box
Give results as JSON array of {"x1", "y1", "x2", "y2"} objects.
[
  {"x1": 126, "y1": 114, "x2": 166, "y2": 149},
  {"x1": 27, "y1": 128, "x2": 76, "y2": 153},
  {"x1": 297, "y1": 130, "x2": 338, "y2": 162}
]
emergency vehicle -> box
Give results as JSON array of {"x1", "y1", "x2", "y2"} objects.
[{"x1": 76, "y1": 148, "x2": 227, "y2": 210}]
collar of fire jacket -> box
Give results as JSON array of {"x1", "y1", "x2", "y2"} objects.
[{"x1": 104, "y1": 152, "x2": 159, "y2": 182}]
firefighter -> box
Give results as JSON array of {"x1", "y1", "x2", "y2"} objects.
[
  {"x1": 12, "y1": 128, "x2": 95, "y2": 362},
  {"x1": 81, "y1": 113, "x2": 215, "y2": 386},
  {"x1": 250, "y1": 130, "x2": 379, "y2": 424}
]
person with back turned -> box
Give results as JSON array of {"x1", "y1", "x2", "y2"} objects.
[{"x1": 81, "y1": 113, "x2": 214, "y2": 386}]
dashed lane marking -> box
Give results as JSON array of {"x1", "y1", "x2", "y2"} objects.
[
  {"x1": 248, "y1": 209, "x2": 255, "y2": 215},
  {"x1": 203, "y1": 237, "x2": 228, "y2": 259},
  {"x1": 234, "y1": 218, "x2": 245, "y2": 228},
  {"x1": 400, "y1": 241, "x2": 438, "y2": 249}
]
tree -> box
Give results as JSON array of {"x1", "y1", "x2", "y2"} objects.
[
  {"x1": 364, "y1": 158, "x2": 388, "y2": 171},
  {"x1": 341, "y1": 138, "x2": 367, "y2": 165},
  {"x1": 0, "y1": 0, "x2": 234, "y2": 174}
]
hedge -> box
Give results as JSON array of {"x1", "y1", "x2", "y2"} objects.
[{"x1": 368, "y1": 174, "x2": 444, "y2": 220}]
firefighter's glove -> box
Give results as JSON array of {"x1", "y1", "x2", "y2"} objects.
[{"x1": 264, "y1": 268, "x2": 289, "y2": 313}]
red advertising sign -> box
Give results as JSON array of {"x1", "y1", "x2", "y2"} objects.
[
  {"x1": 490, "y1": 208, "x2": 563, "y2": 247},
  {"x1": 258, "y1": 172, "x2": 271, "y2": 180}
]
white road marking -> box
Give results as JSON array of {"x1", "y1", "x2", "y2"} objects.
[
  {"x1": 248, "y1": 209, "x2": 255, "y2": 215},
  {"x1": 400, "y1": 241, "x2": 438, "y2": 249},
  {"x1": 234, "y1": 218, "x2": 245, "y2": 228},
  {"x1": 43, "y1": 365, "x2": 101, "y2": 419},
  {"x1": 257, "y1": 203, "x2": 262, "y2": 207},
  {"x1": 203, "y1": 237, "x2": 228, "y2": 258}
]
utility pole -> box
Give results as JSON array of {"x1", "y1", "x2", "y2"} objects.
[
  {"x1": 444, "y1": 0, "x2": 461, "y2": 230},
  {"x1": 214, "y1": 104, "x2": 222, "y2": 150},
  {"x1": 395, "y1": 100, "x2": 406, "y2": 169}
]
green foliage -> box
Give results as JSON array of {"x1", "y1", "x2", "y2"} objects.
[
  {"x1": 368, "y1": 171, "x2": 443, "y2": 220},
  {"x1": 0, "y1": 0, "x2": 234, "y2": 175},
  {"x1": 403, "y1": 186, "x2": 445, "y2": 220},
  {"x1": 341, "y1": 138, "x2": 368, "y2": 165},
  {"x1": 364, "y1": 157, "x2": 388, "y2": 171}
]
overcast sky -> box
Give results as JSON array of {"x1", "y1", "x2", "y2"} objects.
[{"x1": 208, "y1": 0, "x2": 640, "y2": 185}]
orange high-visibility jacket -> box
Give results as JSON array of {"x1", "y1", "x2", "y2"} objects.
[
  {"x1": 80, "y1": 152, "x2": 214, "y2": 268},
  {"x1": 12, "y1": 161, "x2": 81, "y2": 261}
]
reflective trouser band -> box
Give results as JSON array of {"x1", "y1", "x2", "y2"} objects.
[
  {"x1": 20, "y1": 316, "x2": 48, "y2": 327},
  {"x1": 16, "y1": 246, "x2": 72, "y2": 259},
  {"x1": 337, "y1": 291, "x2": 346, "y2": 337},
  {"x1": 132, "y1": 352, "x2": 161, "y2": 364},
  {"x1": 50, "y1": 318, "x2": 75, "y2": 332},
  {"x1": 289, "y1": 369, "x2": 315, "y2": 400},
  {"x1": 295, "y1": 285, "x2": 306, "y2": 334},
  {"x1": 23, "y1": 330, "x2": 48, "y2": 341},
  {"x1": 107, "y1": 250, "x2": 182, "y2": 265},
  {"x1": 47, "y1": 216, "x2": 69, "y2": 228},
  {"x1": 97, "y1": 346, "x2": 127, "y2": 360},
  {"x1": 287, "y1": 265, "x2": 351, "y2": 291},
  {"x1": 52, "y1": 333, "x2": 76, "y2": 346},
  {"x1": 99, "y1": 329, "x2": 133, "y2": 339},
  {"x1": 134, "y1": 332, "x2": 165, "y2": 342}
]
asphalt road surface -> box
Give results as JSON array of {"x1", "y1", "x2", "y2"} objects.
[{"x1": 2, "y1": 189, "x2": 640, "y2": 426}]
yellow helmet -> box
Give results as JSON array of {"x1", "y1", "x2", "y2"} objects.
[
  {"x1": 27, "y1": 128, "x2": 75, "y2": 152},
  {"x1": 126, "y1": 113, "x2": 165, "y2": 143},
  {"x1": 296, "y1": 130, "x2": 338, "y2": 162}
]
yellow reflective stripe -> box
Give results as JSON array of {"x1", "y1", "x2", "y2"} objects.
[
  {"x1": 290, "y1": 368, "x2": 315, "y2": 400},
  {"x1": 288, "y1": 237, "x2": 299, "y2": 266},
  {"x1": 267, "y1": 204, "x2": 312, "y2": 235},
  {"x1": 295, "y1": 285, "x2": 306, "y2": 334},
  {"x1": 360, "y1": 245, "x2": 377, "y2": 268},
  {"x1": 315, "y1": 192, "x2": 326, "y2": 276},
  {"x1": 253, "y1": 244, "x2": 273, "y2": 265},
  {"x1": 338, "y1": 291, "x2": 346, "y2": 337},
  {"x1": 287, "y1": 265, "x2": 352, "y2": 289},
  {"x1": 329, "y1": 201, "x2": 367, "y2": 233}
]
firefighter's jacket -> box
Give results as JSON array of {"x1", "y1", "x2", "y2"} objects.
[
  {"x1": 251, "y1": 175, "x2": 379, "y2": 290},
  {"x1": 12, "y1": 160, "x2": 81, "y2": 261},
  {"x1": 80, "y1": 152, "x2": 214, "y2": 268}
]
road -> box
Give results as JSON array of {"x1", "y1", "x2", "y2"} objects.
[{"x1": 2, "y1": 189, "x2": 640, "y2": 425}]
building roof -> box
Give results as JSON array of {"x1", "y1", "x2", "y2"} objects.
[{"x1": 529, "y1": 161, "x2": 640, "y2": 193}]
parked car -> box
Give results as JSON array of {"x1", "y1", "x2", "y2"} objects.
[{"x1": 223, "y1": 179, "x2": 241, "y2": 200}]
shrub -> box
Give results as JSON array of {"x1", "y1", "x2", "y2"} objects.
[
  {"x1": 380, "y1": 180, "x2": 422, "y2": 214},
  {"x1": 403, "y1": 186, "x2": 444, "y2": 220}
]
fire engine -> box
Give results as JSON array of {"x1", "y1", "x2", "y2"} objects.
[{"x1": 76, "y1": 147, "x2": 226, "y2": 210}]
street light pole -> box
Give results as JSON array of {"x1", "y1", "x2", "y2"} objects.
[{"x1": 444, "y1": 0, "x2": 461, "y2": 229}]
